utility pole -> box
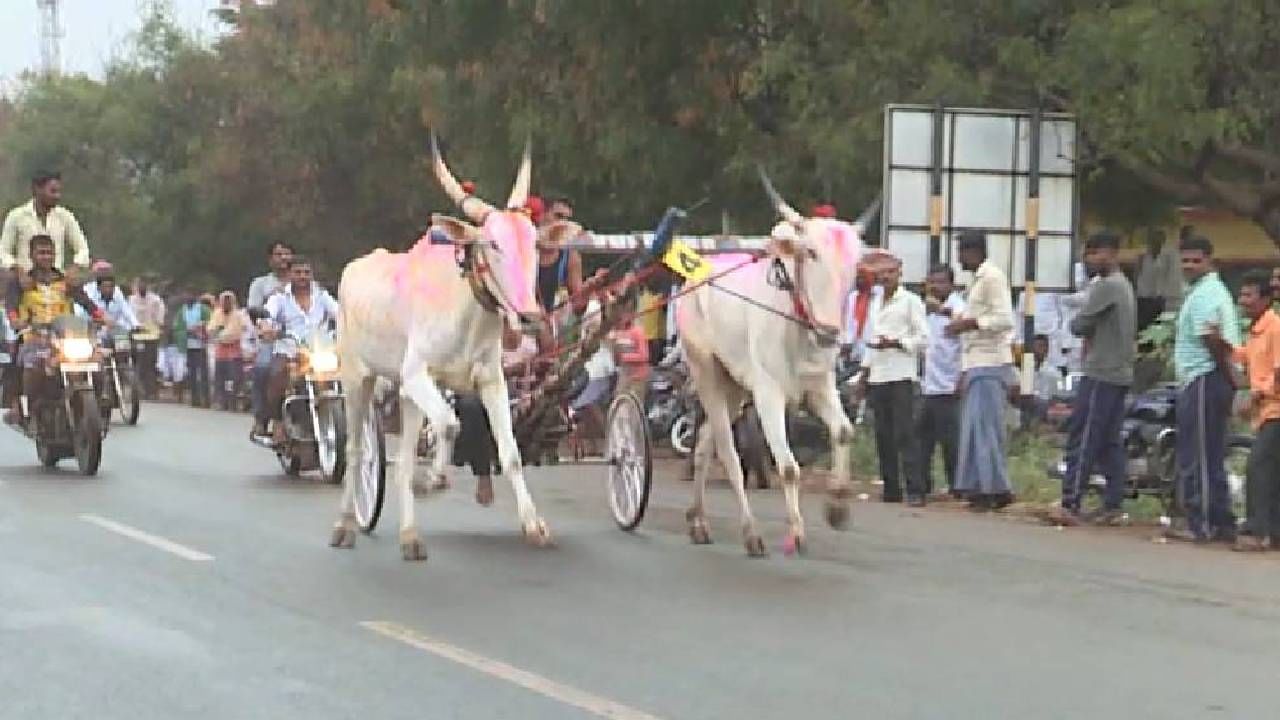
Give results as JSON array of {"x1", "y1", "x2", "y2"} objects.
[
  {"x1": 138, "y1": 0, "x2": 174, "y2": 20},
  {"x1": 36, "y1": 0, "x2": 63, "y2": 77}
]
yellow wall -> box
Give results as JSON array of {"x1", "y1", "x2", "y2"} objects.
[{"x1": 1087, "y1": 208, "x2": 1278, "y2": 263}]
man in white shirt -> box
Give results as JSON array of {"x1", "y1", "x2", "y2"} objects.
[
  {"x1": 858, "y1": 257, "x2": 928, "y2": 505},
  {"x1": 82, "y1": 261, "x2": 140, "y2": 332},
  {"x1": 918, "y1": 263, "x2": 966, "y2": 498},
  {"x1": 1133, "y1": 228, "x2": 1183, "y2": 329},
  {"x1": 946, "y1": 231, "x2": 1017, "y2": 510},
  {"x1": 258, "y1": 255, "x2": 339, "y2": 440},
  {"x1": 841, "y1": 267, "x2": 884, "y2": 366},
  {"x1": 1, "y1": 170, "x2": 91, "y2": 277}
]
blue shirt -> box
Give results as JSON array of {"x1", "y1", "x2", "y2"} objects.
[
  {"x1": 922, "y1": 291, "x2": 966, "y2": 395},
  {"x1": 183, "y1": 303, "x2": 206, "y2": 350},
  {"x1": 1174, "y1": 272, "x2": 1241, "y2": 385}
]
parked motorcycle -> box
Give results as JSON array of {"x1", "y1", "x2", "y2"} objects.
[
  {"x1": 250, "y1": 336, "x2": 347, "y2": 483},
  {"x1": 12, "y1": 317, "x2": 107, "y2": 475},
  {"x1": 645, "y1": 359, "x2": 693, "y2": 454},
  {"x1": 1047, "y1": 378, "x2": 1252, "y2": 515}
]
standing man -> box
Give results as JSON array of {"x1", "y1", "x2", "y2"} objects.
[
  {"x1": 859, "y1": 259, "x2": 928, "y2": 505},
  {"x1": 1050, "y1": 231, "x2": 1137, "y2": 526},
  {"x1": 1218, "y1": 272, "x2": 1280, "y2": 551},
  {"x1": 174, "y1": 290, "x2": 212, "y2": 408},
  {"x1": 1167, "y1": 235, "x2": 1241, "y2": 543},
  {"x1": 1, "y1": 170, "x2": 91, "y2": 282},
  {"x1": 946, "y1": 231, "x2": 1017, "y2": 510},
  {"x1": 918, "y1": 263, "x2": 965, "y2": 498},
  {"x1": 247, "y1": 242, "x2": 293, "y2": 436},
  {"x1": 129, "y1": 275, "x2": 166, "y2": 399},
  {"x1": 1133, "y1": 228, "x2": 1182, "y2": 330}
]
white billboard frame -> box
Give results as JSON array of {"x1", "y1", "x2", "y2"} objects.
[{"x1": 881, "y1": 104, "x2": 1079, "y2": 290}]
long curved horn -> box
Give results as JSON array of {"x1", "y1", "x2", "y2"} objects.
[
  {"x1": 757, "y1": 165, "x2": 803, "y2": 224},
  {"x1": 506, "y1": 136, "x2": 532, "y2": 210},
  {"x1": 431, "y1": 133, "x2": 494, "y2": 224}
]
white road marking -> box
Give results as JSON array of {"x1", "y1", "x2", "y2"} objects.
[
  {"x1": 78, "y1": 514, "x2": 214, "y2": 562},
  {"x1": 361, "y1": 621, "x2": 663, "y2": 720}
]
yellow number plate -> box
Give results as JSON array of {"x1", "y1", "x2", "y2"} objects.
[{"x1": 661, "y1": 239, "x2": 711, "y2": 283}]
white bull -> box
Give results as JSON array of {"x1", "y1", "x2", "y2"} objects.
[
  {"x1": 329, "y1": 138, "x2": 569, "y2": 560},
  {"x1": 678, "y1": 176, "x2": 861, "y2": 556}
]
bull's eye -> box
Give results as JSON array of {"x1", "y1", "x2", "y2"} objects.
[{"x1": 807, "y1": 248, "x2": 818, "y2": 260}]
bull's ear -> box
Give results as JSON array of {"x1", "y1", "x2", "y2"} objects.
[
  {"x1": 430, "y1": 214, "x2": 481, "y2": 243},
  {"x1": 539, "y1": 219, "x2": 583, "y2": 248},
  {"x1": 767, "y1": 221, "x2": 800, "y2": 256}
]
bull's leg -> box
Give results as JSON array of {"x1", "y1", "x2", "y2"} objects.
[
  {"x1": 477, "y1": 375, "x2": 550, "y2": 545},
  {"x1": 330, "y1": 373, "x2": 373, "y2": 549},
  {"x1": 396, "y1": 397, "x2": 428, "y2": 561},
  {"x1": 402, "y1": 365, "x2": 459, "y2": 489},
  {"x1": 687, "y1": 417, "x2": 715, "y2": 544},
  {"x1": 753, "y1": 385, "x2": 805, "y2": 554},
  {"x1": 808, "y1": 380, "x2": 855, "y2": 531}
]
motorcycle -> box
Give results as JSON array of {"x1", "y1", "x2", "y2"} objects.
[
  {"x1": 645, "y1": 359, "x2": 693, "y2": 454},
  {"x1": 250, "y1": 335, "x2": 347, "y2": 483},
  {"x1": 12, "y1": 316, "x2": 107, "y2": 475},
  {"x1": 95, "y1": 328, "x2": 143, "y2": 426},
  {"x1": 1047, "y1": 378, "x2": 1252, "y2": 515}
]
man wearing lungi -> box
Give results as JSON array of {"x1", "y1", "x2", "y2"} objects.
[{"x1": 946, "y1": 231, "x2": 1017, "y2": 510}]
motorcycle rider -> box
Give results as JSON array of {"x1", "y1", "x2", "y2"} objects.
[
  {"x1": 5, "y1": 234, "x2": 104, "y2": 425},
  {"x1": 246, "y1": 241, "x2": 294, "y2": 436},
  {"x1": 257, "y1": 255, "x2": 339, "y2": 444},
  {"x1": 83, "y1": 261, "x2": 140, "y2": 332},
  {"x1": 2, "y1": 171, "x2": 93, "y2": 423}
]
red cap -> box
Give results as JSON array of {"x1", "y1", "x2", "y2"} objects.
[
  {"x1": 812, "y1": 203, "x2": 837, "y2": 219},
  {"x1": 461, "y1": 180, "x2": 476, "y2": 195}
]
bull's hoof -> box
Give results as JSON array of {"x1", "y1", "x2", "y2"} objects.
[
  {"x1": 688, "y1": 517, "x2": 712, "y2": 545},
  {"x1": 521, "y1": 518, "x2": 553, "y2": 547},
  {"x1": 400, "y1": 538, "x2": 428, "y2": 562},
  {"x1": 475, "y1": 479, "x2": 494, "y2": 507},
  {"x1": 825, "y1": 499, "x2": 851, "y2": 530},
  {"x1": 783, "y1": 531, "x2": 807, "y2": 557},
  {"x1": 329, "y1": 524, "x2": 356, "y2": 549},
  {"x1": 744, "y1": 534, "x2": 768, "y2": 558}
]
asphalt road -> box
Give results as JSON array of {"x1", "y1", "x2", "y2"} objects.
[{"x1": 2, "y1": 402, "x2": 1279, "y2": 720}]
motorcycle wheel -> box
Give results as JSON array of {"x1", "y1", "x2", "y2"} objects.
[
  {"x1": 73, "y1": 391, "x2": 103, "y2": 476},
  {"x1": 35, "y1": 434, "x2": 59, "y2": 468},
  {"x1": 278, "y1": 449, "x2": 302, "y2": 476},
  {"x1": 121, "y1": 370, "x2": 142, "y2": 426},
  {"x1": 316, "y1": 399, "x2": 347, "y2": 484},
  {"x1": 670, "y1": 414, "x2": 695, "y2": 457}
]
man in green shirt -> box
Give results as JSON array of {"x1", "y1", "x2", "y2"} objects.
[{"x1": 1168, "y1": 235, "x2": 1241, "y2": 543}]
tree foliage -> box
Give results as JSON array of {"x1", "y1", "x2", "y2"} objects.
[{"x1": 0, "y1": 0, "x2": 1276, "y2": 291}]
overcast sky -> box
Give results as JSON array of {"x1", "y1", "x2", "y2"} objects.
[{"x1": 0, "y1": 0, "x2": 223, "y2": 88}]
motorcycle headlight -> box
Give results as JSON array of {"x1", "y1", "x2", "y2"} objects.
[
  {"x1": 61, "y1": 338, "x2": 95, "y2": 362},
  {"x1": 310, "y1": 349, "x2": 339, "y2": 374}
]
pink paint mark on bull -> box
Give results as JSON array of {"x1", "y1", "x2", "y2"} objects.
[
  {"x1": 818, "y1": 219, "x2": 864, "y2": 280},
  {"x1": 482, "y1": 212, "x2": 540, "y2": 315},
  {"x1": 390, "y1": 237, "x2": 455, "y2": 305}
]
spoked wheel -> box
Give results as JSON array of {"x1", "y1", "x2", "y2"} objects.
[
  {"x1": 353, "y1": 403, "x2": 387, "y2": 534},
  {"x1": 315, "y1": 400, "x2": 347, "y2": 484},
  {"x1": 120, "y1": 369, "x2": 142, "y2": 426},
  {"x1": 605, "y1": 392, "x2": 652, "y2": 531}
]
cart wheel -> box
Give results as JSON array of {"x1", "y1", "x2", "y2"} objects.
[
  {"x1": 354, "y1": 403, "x2": 387, "y2": 534},
  {"x1": 606, "y1": 392, "x2": 652, "y2": 530}
]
